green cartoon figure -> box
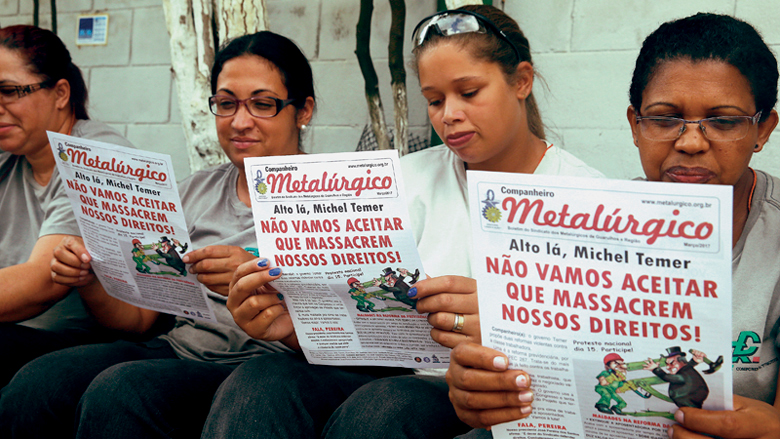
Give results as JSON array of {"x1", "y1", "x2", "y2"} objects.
[
  {"x1": 595, "y1": 353, "x2": 629, "y2": 415},
  {"x1": 131, "y1": 239, "x2": 155, "y2": 274},
  {"x1": 347, "y1": 277, "x2": 380, "y2": 312}
]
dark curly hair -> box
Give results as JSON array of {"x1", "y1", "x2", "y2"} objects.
[{"x1": 629, "y1": 13, "x2": 778, "y2": 121}]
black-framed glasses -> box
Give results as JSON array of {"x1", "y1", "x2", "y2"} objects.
[
  {"x1": 635, "y1": 111, "x2": 763, "y2": 142},
  {"x1": 208, "y1": 95, "x2": 297, "y2": 118},
  {"x1": 411, "y1": 10, "x2": 521, "y2": 63},
  {"x1": 0, "y1": 80, "x2": 54, "y2": 104}
]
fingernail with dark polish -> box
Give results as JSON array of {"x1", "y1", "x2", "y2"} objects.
[
  {"x1": 408, "y1": 287, "x2": 417, "y2": 297},
  {"x1": 277, "y1": 293, "x2": 284, "y2": 300},
  {"x1": 257, "y1": 258, "x2": 269, "y2": 267},
  {"x1": 269, "y1": 267, "x2": 282, "y2": 276}
]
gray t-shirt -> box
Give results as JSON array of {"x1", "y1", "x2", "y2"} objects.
[
  {"x1": 160, "y1": 162, "x2": 292, "y2": 364},
  {"x1": 1, "y1": 119, "x2": 133, "y2": 333},
  {"x1": 732, "y1": 169, "x2": 780, "y2": 404}
]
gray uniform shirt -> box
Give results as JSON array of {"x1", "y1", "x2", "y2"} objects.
[
  {"x1": 159, "y1": 162, "x2": 291, "y2": 364},
  {"x1": 0, "y1": 120, "x2": 133, "y2": 332},
  {"x1": 732, "y1": 169, "x2": 780, "y2": 404}
]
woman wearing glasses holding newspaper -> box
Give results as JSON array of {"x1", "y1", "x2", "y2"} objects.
[
  {"x1": 449, "y1": 13, "x2": 780, "y2": 439},
  {"x1": 220, "y1": 5, "x2": 601, "y2": 439},
  {"x1": 0, "y1": 25, "x2": 133, "y2": 387},
  {"x1": 0, "y1": 31, "x2": 317, "y2": 438}
]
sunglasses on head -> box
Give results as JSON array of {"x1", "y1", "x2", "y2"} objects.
[{"x1": 411, "y1": 10, "x2": 521, "y2": 63}]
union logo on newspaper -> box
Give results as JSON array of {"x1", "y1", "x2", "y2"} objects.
[
  {"x1": 254, "y1": 169, "x2": 268, "y2": 197},
  {"x1": 482, "y1": 189, "x2": 502, "y2": 223},
  {"x1": 57, "y1": 143, "x2": 68, "y2": 161}
]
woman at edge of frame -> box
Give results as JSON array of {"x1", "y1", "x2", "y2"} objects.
[
  {"x1": 448, "y1": 12, "x2": 780, "y2": 439},
  {"x1": 0, "y1": 25, "x2": 134, "y2": 388}
]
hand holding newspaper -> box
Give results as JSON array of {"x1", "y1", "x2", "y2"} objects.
[
  {"x1": 244, "y1": 150, "x2": 450, "y2": 368},
  {"x1": 467, "y1": 171, "x2": 732, "y2": 439},
  {"x1": 48, "y1": 131, "x2": 215, "y2": 322}
]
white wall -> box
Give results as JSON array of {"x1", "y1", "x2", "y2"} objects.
[{"x1": 1, "y1": 0, "x2": 778, "y2": 180}]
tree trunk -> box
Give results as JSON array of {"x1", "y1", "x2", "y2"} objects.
[
  {"x1": 163, "y1": 0, "x2": 268, "y2": 173},
  {"x1": 50, "y1": 0, "x2": 57, "y2": 35},
  {"x1": 216, "y1": 0, "x2": 269, "y2": 43},
  {"x1": 356, "y1": 0, "x2": 391, "y2": 151},
  {"x1": 388, "y1": 0, "x2": 408, "y2": 156}
]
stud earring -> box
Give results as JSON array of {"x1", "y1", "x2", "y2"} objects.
[{"x1": 300, "y1": 124, "x2": 308, "y2": 131}]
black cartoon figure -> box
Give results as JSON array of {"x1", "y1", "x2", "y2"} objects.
[
  {"x1": 397, "y1": 267, "x2": 420, "y2": 284},
  {"x1": 594, "y1": 353, "x2": 629, "y2": 415},
  {"x1": 151, "y1": 236, "x2": 188, "y2": 276},
  {"x1": 373, "y1": 267, "x2": 418, "y2": 309},
  {"x1": 643, "y1": 346, "x2": 710, "y2": 408}
]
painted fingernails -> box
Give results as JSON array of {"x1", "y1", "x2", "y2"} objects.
[
  {"x1": 493, "y1": 356, "x2": 508, "y2": 370},
  {"x1": 516, "y1": 374, "x2": 528, "y2": 388},
  {"x1": 277, "y1": 293, "x2": 284, "y2": 300},
  {"x1": 520, "y1": 405, "x2": 532, "y2": 414},
  {"x1": 408, "y1": 287, "x2": 417, "y2": 297},
  {"x1": 518, "y1": 391, "x2": 533, "y2": 403},
  {"x1": 269, "y1": 267, "x2": 282, "y2": 276},
  {"x1": 674, "y1": 410, "x2": 684, "y2": 424},
  {"x1": 257, "y1": 259, "x2": 269, "y2": 267}
]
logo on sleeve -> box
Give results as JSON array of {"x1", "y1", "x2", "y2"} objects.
[{"x1": 732, "y1": 331, "x2": 760, "y2": 364}]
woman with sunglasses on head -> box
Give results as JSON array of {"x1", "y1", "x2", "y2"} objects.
[
  {"x1": 0, "y1": 25, "x2": 134, "y2": 387},
  {"x1": 448, "y1": 13, "x2": 780, "y2": 439},
  {"x1": 219, "y1": 5, "x2": 602, "y2": 439},
  {"x1": 0, "y1": 31, "x2": 315, "y2": 438}
]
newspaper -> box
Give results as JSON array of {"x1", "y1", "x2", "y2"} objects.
[
  {"x1": 48, "y1": 132, "x2": 215, "y2": 322},
  {"x1": 467, "y1": 171, "x2": 733, "y2": 439},
  {"x1": 244, "y1": 150, "x2": 449, "y2": 368}
]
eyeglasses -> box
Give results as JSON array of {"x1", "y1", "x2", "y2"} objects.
[
  {"x1": 0, "y1": 80, "x2": 54, "y2": 104},
  {"x1": 411, "y1": 10, "x2": 520, "y2": 63},
  {"x1": 208, "y1": 95, "x2": 297, "y2": 118},
  {"x1": 635, "y1": 111, "x2": 763, "y2": 142}
]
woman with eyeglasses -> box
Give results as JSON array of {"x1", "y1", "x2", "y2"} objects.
[
  {"x1": 630, "y1": 13, "x2": 780, "y2": 439},
  {"x1": 0, "y1": 25, "x2": 134, "y2": 387},
  {"x1": 0, "y1": 31, "x2": 316, "y2": 438},
  {"x1": 449, "y1": 13, "x2": 780, "y2": 439},
  {"x1": 214, "y1": 5, "x2": 602, "y2": 439}
]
